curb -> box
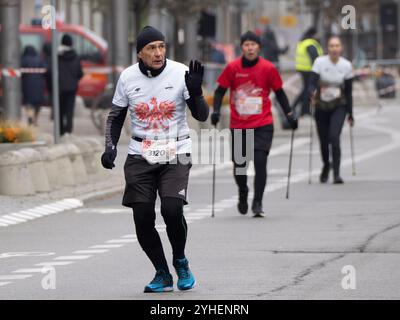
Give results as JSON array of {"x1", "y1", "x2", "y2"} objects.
[{"x1": 77, "y1": 185, "x2": 124, "y2": 203}]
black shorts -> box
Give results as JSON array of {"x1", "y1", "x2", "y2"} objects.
[
  {"x1": 230, "y1": 124, "x2": 274, "y2": 165},
  {"x1": 122, "y1": 153, "x2": 192, "y2": 207}
]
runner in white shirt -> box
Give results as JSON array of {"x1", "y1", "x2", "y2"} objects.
[
  {"x1": 308, "y1": 35, "x2": 354, "y2": 184},
  {"x1": 101, "y1": 26, "x2": 209, "y2": 293}
]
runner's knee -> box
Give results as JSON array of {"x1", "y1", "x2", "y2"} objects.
[
  {"x1": 132, "y1": 202, "x2": 155, "y2": 226},
  {"x1": 160, "y1": 197, "x2": 184, "y2": 221}
]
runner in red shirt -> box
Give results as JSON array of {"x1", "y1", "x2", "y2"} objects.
[{"x1": 211, "y1": 31, "x2": 298, "y2": 217}]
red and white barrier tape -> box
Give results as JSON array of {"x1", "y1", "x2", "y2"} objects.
[
  {"x1": 1, "y1": 68, "x2": 21, "y2": 78},
  {"x1": 0, "y1": 65, "x2": 126, "y2": 79}
]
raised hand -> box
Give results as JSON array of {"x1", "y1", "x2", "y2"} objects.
[{"x1": 185, "y1": 60, "x2": 204, "y2": 96}]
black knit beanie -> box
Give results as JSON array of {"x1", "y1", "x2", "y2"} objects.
[
  {"x1": 61, "y1": 34, "x2": 73, "y2": 47},
  {"x1": 136, "y1": 26, "x2": 165, "y2": 53},
  {"x1": 240, "y1": 31, "x2": 261, "y2": 46}
]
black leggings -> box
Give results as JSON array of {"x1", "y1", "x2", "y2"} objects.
[
  {"x1": 314, "y1": 105, "x2": 347, "y2": 176},
  {"x1": 132, "y1": 197, "x2": 187, "y2": 272},
  {"x1": 233, "y1": 150, "x2": 269, "y2": 202}
]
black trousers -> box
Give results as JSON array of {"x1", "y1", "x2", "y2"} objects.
[
  {"x1": 231, "y1": 125, "x2": 274, "y2": 203},
  {"x1": 132, "y1": 197, "x2": 187, "y2": 272},
  {"x1": 59, "y1": 91, "x2": 76, "y2": 136},
  {"x1": 314, "y1": 105, "x2": 347, "y2": 176},
  {"x1": 292, "y1": 71, "x2": 313, "y2": 116}
]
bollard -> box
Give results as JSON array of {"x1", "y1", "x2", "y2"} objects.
[
  {"x1": 18, "y1": 148, "x2": 51, "y2": 193},
  {"x1": 0, "y1": 150, "x2": 36, "y2": 196},
  {"x1": 64, "y1": 143, "x2": 88, "y2": 184},
  {"x1": 83, "y1": 137, "x2": 105, "y2": 175},
  {"x1": 69, "y1": 137, "x2": 96, "y2": 175},
  {"x1": 36, "y1": 147, "x2": 62, "y2": 190},
  {"x1": 52, "y1": 145, "x2": 76, "y2": 187}
]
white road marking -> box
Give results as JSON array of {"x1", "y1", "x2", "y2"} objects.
[
  {"x1": 13, "y1": 268, "x2": 46, "y2": 273},
  {"x1": 35, "y1": 261, "x2": 75, "y2": 266},
  {"x1": 0, "y1": 282, "x2": 11, "y2": 287},
  {"x1": 73, "y1": 249, "x2": 109, "y2": 254},
  {"x1": 75, "y1": 208, "x2": 131, "y2": 214},
  {"x1": 0, "y1": 215, "x2": 26, "y2": 223},
  {"x1": 186, "y1": 216, "x2": 205, "y2": 220},
  {"x1": 10, "y1": 213, "x2": 36, "y2": 221},
  {"x1": 90, "y1": 244, "x2": 124, "y2": 249},
  {"x1": 121, "y1": 234, "x2": 137, "y2": 239},
  {"x1": 106, "y1": 239, "x2": 137, "y2": 244},
  {"x1": 0, "y1": 219, "x2": 16, "y2": 226},
  {"x1": 19, "y1": 210, "x2": 44, "y2": 218},
  {"x1": 54, "y1": 255, "x2": 91, "y2": 260},
  {"x1": 0, "y1": 275, "x2": 33, "y2": 280},
  {"x1": 0, "y1": 252, "x2": 55, "y2": 259},
  {"x1": 0, "y1": 198, "x2": 84, "y2": 228}
]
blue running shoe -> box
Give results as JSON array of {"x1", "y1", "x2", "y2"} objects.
[
  {"x1": 144, "y1": 269, "x2": 173, "y2": 293},
  {"x1": 173, "y1": 258, "x2": 196, "y2": 291}
]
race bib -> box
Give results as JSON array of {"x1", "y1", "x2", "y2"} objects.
[
  {"x1": 236, "y1": 96, "x2": 262, "y2": 115},
  {"x1": 320, "y1": 86, "x2": 341, "y2": 102},
  {"x1": 142, "y1": 139, "x2": 177, "y2": 164}
]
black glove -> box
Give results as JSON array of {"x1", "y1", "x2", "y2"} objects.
[
  {"x1": 101, "y1": 146, "x2": 117, "y2": 169},
  {"x1": 185, "y1": 60, "x2": 204, "y2": 96},
  {"x1": 211, "y1": 111, "x2": 220, "y2": 126},
  {"x1": 286, "y1": 113, "x2": 298, "y2": 130}
]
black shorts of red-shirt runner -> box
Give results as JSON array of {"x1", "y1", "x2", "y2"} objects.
[
  {"x1": 230, "y1": 124, "x2": 274, "y2": 165},
  {"x1": 122, "y1": 153, "x2": 192, "y2": 207}
]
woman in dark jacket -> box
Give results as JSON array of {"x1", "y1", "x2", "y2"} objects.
[
  {"x1": 47, "y1": 34, "x2": 83, "y2": 136},
  {"x1": 21, "y1": 45, "x2": 46, "y2": 126}
]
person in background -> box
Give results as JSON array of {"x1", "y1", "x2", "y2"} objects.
[
  {"x1": 47, "y1": 34, "x2": 83, "y2": 136},
  {"x1": 292, "y1": 27, "x2": 323, "y2": 116},
  {"x1": 308, "y1": 36, "x2": 354, "y2": 184},
  {"x1": 261, "y1": 25, "x2": 289, "y2": 70},
  {"x1": 21, "y1": 45, "x2": 46, "y2": 126},
  {"x1": 211, "y1": 31, "x2": 298, "y2": 217}
]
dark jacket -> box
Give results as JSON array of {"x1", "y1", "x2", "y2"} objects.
[
  {"x1": 21, "y1": 46, "x2": 46, "y2": 105},
  {"x1": 261, "y1": 28, "x2": 288, "y2": 64},
  {"x1": 57, "y1": 47, "x2": 83, "y2": 93}
]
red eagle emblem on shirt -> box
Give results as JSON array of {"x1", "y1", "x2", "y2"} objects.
[{"x1": 135, "y1": 97, "x2": 176, "y2": 131}]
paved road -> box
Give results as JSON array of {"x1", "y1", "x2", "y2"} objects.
[{"x1": 1, "y1": 103, "x2": 400, "y2": 299}]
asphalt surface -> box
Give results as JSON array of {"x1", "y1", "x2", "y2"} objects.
[{"x1": 1, "y1": 102, "x2": 400, "y2": 300}]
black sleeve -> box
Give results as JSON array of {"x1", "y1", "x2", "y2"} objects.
[
  {"x1": 213, "y1": 85, "x2": 228, "y2": 113},
  {"x1": 274, "y1": 88, "x2": 292, "y2": 115},
  {"x1": 105, "y1": 104, "x2": 128, "y2": 148},
  {"x1": 185, "y1": 95, "x2": 210, "y2": 122},
  {"x1": 307, "y1": 45, "x2": 319, "y2": 64},
  {"x1": 344, "y1": 78, "x2": 353, "y2": 116},
  {"x1": 308, "y1": 71, "x2": 320, "y2": 94}
]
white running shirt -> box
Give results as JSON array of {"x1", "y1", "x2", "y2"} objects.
[
  {"x1": 312, "y1": 55, "x2": 353, "y2": 85},
  {"x1": 112, "y1": 59, "x2": 191, "y2": 155}
]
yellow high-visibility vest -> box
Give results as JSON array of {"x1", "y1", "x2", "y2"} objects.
[{"x1": 295, "y1": 39, "x2": 323, "y2": 72}]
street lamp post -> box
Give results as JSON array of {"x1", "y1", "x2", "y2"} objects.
[{"x1": 50, "y1": 0, "x2": 60, "y2": 144}]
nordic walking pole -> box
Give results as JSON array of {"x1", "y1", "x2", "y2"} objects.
[
  {"x1": 286, "y1": 129, "x2": 295, "y2": 199},
  {"x1": 350, "y1": 122, "x2": 356, "y2": 176},
  {"x1": 211, "y1": 124, "x2": 217, "y2": 217},
  {"x1": 308, "y1": 104, "x2": 314, "y2": 184}
]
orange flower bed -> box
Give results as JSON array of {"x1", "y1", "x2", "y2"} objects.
[{"x1": 0, "y1": 121, "x2": 35, "y2": 143}]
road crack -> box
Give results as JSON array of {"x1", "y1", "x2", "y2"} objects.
[{"x1": 254, "y1": 220, "x2": 400, "y2": 298}]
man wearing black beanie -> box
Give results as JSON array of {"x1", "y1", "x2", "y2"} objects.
[
  {"x1": 211, "y1": 30, "x2": 298, "y2": 217},
  {"x1": 101, "y1": 26, "x2": 209, "y2": 293}
]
